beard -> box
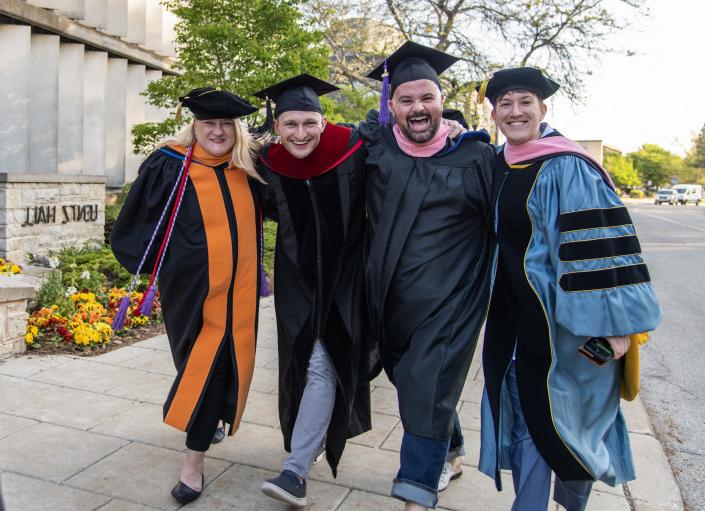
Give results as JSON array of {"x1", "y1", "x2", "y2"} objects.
[{"x1": 399, "y1": 111, "x2": 441, "y2": 143}]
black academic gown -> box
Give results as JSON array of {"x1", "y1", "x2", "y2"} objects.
[
  {"x1": 360, "y1": 110, "x2": 495, "y2": 440},
  {"x1": 257, "y1": 123, "x2": 374, "y2": 476},
  {"x1": 111, "y1": 144, "x2": 262, "y2": 436}
]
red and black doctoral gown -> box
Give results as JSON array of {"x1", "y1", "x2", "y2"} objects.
[
  {"x1": 111, "y1": 143, "x2": 262, "y2": 436},
  {"x1": 257, "y1": 123, "x2": 375, "y2": 477}
]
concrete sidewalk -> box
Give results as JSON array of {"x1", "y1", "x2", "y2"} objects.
[{"x1": 0, "y1": 298, "x2": 684, "y2": 510}]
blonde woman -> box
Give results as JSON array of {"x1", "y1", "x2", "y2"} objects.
[{"x1": 111, "y1": 88, "x2": 266, "y2": 505}]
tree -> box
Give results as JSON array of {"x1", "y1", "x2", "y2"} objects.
[
  {"x1": 321, "y1": 87, "x2": 380, "y2": 124},
  {"x1": 132, "y1": 0, "x2": 329, "y2": 154},
  {"x1": 307, "y1": 0, "x2": 644, "y2": 105},
  {"x1": 681, "y1": 124, "x2": 705, "y2": 185},
  {"x1": 604, "y1": 153, "x2": 640, "y2": 191},
  {"x1": 629, "y1": 144, "x2": 684, "y2": 189},
  {"x1": 688, "y1": 124, "x2": 705, "y2": 169}
]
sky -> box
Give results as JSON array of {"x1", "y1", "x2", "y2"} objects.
[{"x1": 544, "y1": 0, "x2": 705, "y2": 157}]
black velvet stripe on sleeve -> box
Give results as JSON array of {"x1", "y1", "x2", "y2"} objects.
[
  {"x1": 559, "y1": 235, "x2": 642, "y2": 261},
  {"x1": 559, "y1": 263, "x2": 651, "y2": 292},
  {"x1": 559, "y1": 206, "x2": 632, "y2": 233}
]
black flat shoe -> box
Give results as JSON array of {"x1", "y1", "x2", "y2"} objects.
[
  {"x1": 211, "y1": 425, "x2": 226, "y2": 444},
  {"x1": 171, "y1": 474, "x2": 204, "y2": 505}
]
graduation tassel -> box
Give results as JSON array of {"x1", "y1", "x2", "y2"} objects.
[
  {"x1": 476, "y1": 79, "x2": 488, "y2": 104},
  {"x1": 259, "y1": 213, "x2": 270, "y2": 297},
  {"x1": 111, "y1": 294, "x2": 131, "y2": 331},
  {"x1": 259, "y1": 264, "x2": 270, "y2": 297},
  {"x1": 138, "y1": 283, "x2": 157, "y2": 317},
  {"x1": 379, "y1": 60, "x2": 391, "y2": 126}
]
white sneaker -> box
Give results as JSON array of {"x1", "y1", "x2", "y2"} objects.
[{"x1": 437, "y1": 461, "x2": 463, "y2": 491}]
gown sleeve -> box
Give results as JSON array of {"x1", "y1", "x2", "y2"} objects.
[
  {"x1": 462, "y1": 143, "x2": 495, "y2": 232},
  {"x1": 255, "y1": 166, "x2": 278, "y2": 221},
  {"x1": 535, "y1": 155, "x2": 662, "y2": 337},
  {"x1": 110, "y1": 149, "x2": 184, "y2": 275}
]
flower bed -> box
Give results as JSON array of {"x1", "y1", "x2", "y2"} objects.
[
  {"x1": 25, "y1": 288, "x2": 161, "y2": 351},
  {"x1": 23, "y1": 245, "x2": 163, "y2": 353}
]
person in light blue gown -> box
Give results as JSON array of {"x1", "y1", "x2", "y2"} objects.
[{"x1": 476, "y1": 67, "x2": 662, "y2": 511}]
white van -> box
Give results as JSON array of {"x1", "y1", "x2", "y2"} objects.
[{"x1": 672, "y1": 184, "x2": 702, "y2": 205}]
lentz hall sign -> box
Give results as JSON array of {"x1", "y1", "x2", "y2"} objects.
[
  {"x1": 0, "y1": 173, "x2": 106, "y2": 263},
  {"x1": 23, "y1": 204, "x2": 100, "y2": 226}
]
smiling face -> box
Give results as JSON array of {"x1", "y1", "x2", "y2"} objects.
[
  {"x1": 389, "y1": 79, "x2": 445, "y2": 144},
  {"x1": 491, "y1": 90, "x2": 547, "y2": 145},
  {"x1": 193, "y1": 118, "x2": 237, "y2": 157},
  {"x1": 274, "y1": 111, "x2": 327, "y2": 159}
]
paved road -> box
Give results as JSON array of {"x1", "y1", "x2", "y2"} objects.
[{"x1": 629, "y1": 201, "x2": 705, "y2": 511}]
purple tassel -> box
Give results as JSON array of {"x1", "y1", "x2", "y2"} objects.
[
  {"x1": 259, "y1": 264, "x2": 270, "y2": 297},
  {"x1": 111, "y1": 294, "x2": 131, "y2": 331},
  {"x1": 379, "y1": 60, "x2": 391, "y2": 126},
  {"x1": 139, "y1": 284, "x2": 157, "y2": 316}
]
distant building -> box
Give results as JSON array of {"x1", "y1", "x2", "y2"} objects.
[
  {"x1": 1, "y1": 0, "x2": 178, "y2": 186},
  {"x1": 0, "y1": 0, "x2": 178, "y2": 262},
  {"x1": 575, "y1": 140, "x2": 623, "y2": 165}
]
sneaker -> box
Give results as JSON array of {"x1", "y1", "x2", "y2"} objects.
[
  {"x1": 437, "y1": 461, "x2": 463, "y2": 491},
  {"x1": 261, "y1": 470, "x2": 307, "y2": 507},
  {"x1": 313, "y1": 445, "x2": 325, "y2": 464}
]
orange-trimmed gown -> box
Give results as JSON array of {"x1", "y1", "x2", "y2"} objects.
[{"x1": 111, "y1": 143, "x2": 261, "y2": 436}]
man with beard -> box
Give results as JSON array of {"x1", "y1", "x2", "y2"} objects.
[
  {"x1": 360, "y1": 42, "x2": 495, "y2": 510},
  {"x1": 252, "y1": 74, "x2": 374, "y2": 508}
]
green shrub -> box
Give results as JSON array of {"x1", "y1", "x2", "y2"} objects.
[
  {"x1": 34, "y1": 270, "x2": 75, "y2": 316},
  {"x1": 105, "y1": 181, "x2": 133, "y2": 244},
  {"x1": 263, "y1": 220, "x2": 276, "y2": 278},
  {"x1": 629, "y1": 189, "x2": 645, "y2": 198}
]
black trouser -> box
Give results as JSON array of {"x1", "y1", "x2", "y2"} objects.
[{"x1": 185, "y1": 343, "x2": 232, "y2": 452}]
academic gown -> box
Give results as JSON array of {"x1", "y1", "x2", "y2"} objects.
[
  {"x1": 111, "y1": 143, "x2": 262, "y2": 436},
  {"x1": 257, "y1": 123, "x2": 374, "y2": 476},
  {"x1": 359, "y1": 110, "x2": 495, "y2": 440},
  {"x1": 479, "y1": 148, "x2": 662, "y2": 489}
]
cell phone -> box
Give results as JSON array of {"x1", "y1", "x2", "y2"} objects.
[{"x1": 578, "y1": 337, "x2": 614, "y2": 366}]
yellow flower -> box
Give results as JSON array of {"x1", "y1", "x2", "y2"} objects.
[
  {"x1": 10, "y1": 264, "x2": 20, "y2": 274},
  {"x1": 24, "y1": 333, "x2": 34, "y2": 344}
]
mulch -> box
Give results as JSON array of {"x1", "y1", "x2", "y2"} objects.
[{"x1": 23, "y1": 322, "x2": 167, "y2": 357}]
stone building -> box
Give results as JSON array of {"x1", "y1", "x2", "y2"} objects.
[
  {"x1": 0, "y1": 0, "x2": 178, "y2": 263},
  {"x1": 575, "y1": 139, "x2": 623, "y2": 165}
]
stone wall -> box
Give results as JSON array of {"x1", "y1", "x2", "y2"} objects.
[
  {"x1": 0, "y1": 274, "x2": 41, "y2": 358},
  {"x1": 0, "y1": 173, "x2": 106, "y2": 263}
]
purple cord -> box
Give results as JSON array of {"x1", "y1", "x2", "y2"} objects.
[{"x1": 112, "y1": 146, "x2": 192, "y2": 331}]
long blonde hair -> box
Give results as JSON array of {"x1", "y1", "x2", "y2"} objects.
[{"x1": 160, "y1": 119, "x2": 267, "y2": 183}]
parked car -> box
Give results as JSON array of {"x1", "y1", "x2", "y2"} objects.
[
  {"x1": 673, "y1": 184, "x2": 703, "y2": 205},
  {"x1": 654, "y1": 189, "x2": 678, "y2": 205}
]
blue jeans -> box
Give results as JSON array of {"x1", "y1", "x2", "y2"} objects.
[
  {"x1": 506, "y1": 362, "x2": 593, "y2": 511},
  {"x1": 391, "y1": 412, "x2": 465, "y2": 508}
]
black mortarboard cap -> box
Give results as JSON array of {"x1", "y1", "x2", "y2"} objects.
[
  {"x1": 253, "y1": 74, "x2": 338, "y2": 117},
  {"x1": 442, "y1": 109, "x2": 468, "y2": 129},
  {"x1": 252, "y1": 74, "x2": 338, "y2": 133},
  {"x1": 367, "y1": 41, "x2": 459, "y2": 94},
  {"x1": 367, "y1": 41, "x2": 458, "y2": 125},
  {"x1": 477, "y1": 67, "x2": 560, "y2": 104},
  {"x1": 177, "y1": 87, "x2": 257, "y2": 120}
]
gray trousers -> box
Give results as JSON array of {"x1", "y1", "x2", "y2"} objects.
[{"x1": 282, "y1": 339, "x2": 337, "y2": 478}]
